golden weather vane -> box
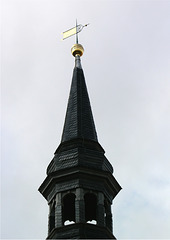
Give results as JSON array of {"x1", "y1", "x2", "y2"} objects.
[{"x1": 62, "y1": 20, "x2": 89, "y2": 43}]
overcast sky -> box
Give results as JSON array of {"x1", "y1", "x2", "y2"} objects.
[{"x1": 1, "y1": 0, "x2": 170, "y2": 239}]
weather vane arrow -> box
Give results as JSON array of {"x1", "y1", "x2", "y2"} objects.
[{"x1": 62, "y1": 20, "x2": 89, "y2": 43}]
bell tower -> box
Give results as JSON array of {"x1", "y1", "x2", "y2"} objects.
[{"x1": 38, "y1": 42, "x2": 121, "y2": 239}]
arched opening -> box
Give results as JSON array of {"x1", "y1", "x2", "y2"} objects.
[
  {"x1": 64, "y1": 220, "x2": 75, "y2": 225},
  {"x1": 87, "y1": 220, "x2": 97, "y2": 224},
  {"x1": 84, "y1": 193, "x2": 97, "y2": 223},
  {"x1": 62, "y1": 193, "x2": 76, "y2": 225}
]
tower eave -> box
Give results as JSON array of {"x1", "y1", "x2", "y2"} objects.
[
  {"x1": 55, "y1": 138, "x2": 105, "y2": 154},
  {"x1": 38, "y1": 166, "x2": 121, "y2": 203}
]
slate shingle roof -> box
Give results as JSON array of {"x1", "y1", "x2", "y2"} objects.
[{"x1": 61, "y1": 66, "x2": 98, "y2": 143}]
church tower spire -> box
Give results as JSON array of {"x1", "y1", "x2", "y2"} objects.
[
  {"x1": 39, "y1": 41, "x2": 121, "y2": 239},
  {"x1": 61, "y1": 45, "x2": 98, "y2": 143}
]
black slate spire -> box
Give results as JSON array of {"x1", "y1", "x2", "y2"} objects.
[
  {"x1": 39, "y1": 42, "x2": 121, "y2": 240},
  {"x1": 61, "y1": 55, "x2": 98, "y2": 143}
]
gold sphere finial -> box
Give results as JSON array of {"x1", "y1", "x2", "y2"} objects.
[{"x1": 71, "y1": 44, "x2": 84, "y2": 57}]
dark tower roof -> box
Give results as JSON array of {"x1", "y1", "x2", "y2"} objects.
[
  {"x1": 39, "y1": 42, "x2": 121, "y2": 240},
  {"x1": 50, "y1": 55, "x2": 112, "y2": 173},
  {"x1": 61, "y1": 55, "x2": 98, "y2": 143}
]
